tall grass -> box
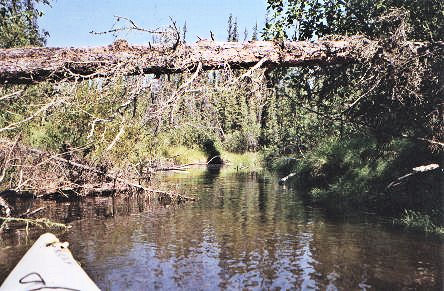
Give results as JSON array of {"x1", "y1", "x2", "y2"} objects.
[{"x1": 395, "y1": 210, "x2": 444, "y2": 235}]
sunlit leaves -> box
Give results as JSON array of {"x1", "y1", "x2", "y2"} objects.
[
  {"x1": 0, "y1": 0, "x2": 51, "y2": 48},
  {"x1": 264, "y1": 0, "x2": 443, "y2": 41}
]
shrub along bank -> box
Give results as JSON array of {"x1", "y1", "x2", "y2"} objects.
[{"x1": 270, "y1": 134, "x2": 443, "y2": 234}]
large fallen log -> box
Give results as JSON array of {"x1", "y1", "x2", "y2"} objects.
[{"x1": 1, "y1": 36, "x2": 435, "y2": 85}]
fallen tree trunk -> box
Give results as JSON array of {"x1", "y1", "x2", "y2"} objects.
[{"x1": 1, "y1": 36, "x2": 436, "y2": 85}]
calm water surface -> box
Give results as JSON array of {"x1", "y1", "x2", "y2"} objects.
[{"x1": 0, "y1": 168, "x2": 442, "y2": 290}]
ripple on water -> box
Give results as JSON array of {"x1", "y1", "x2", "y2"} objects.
[{"x1": 0, "y1": 168, "x2": 442, "y2": 290}]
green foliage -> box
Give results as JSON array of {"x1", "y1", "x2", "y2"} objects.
[
  {"x1": 259, "y1": 3, "x2": 443, "y2": 230},
  {"x1": 1, "y1": 67, "x2": 268, "y2": 170},
  {"x1": 265, "y1": 0, "x2": 443, "y2": 41},
  {"x1": 259, "y1": 67, "x2": 355, "y2": 165},
  {"x1": 222, "y1": 151, "x2": 262, "y2": 170},
  {"x1": 274, "y1": 134, "x2": 443, "y2": 227},
  {"x1": 161, "y1": 145, "x2": 207, "y2": 165},
  {"x1": 224, "y1": 127, "x2": 260, "y2": 153},
  {"x1": 267, "y1": 155, "x2": 298, "y2": 173},
  {"x1": 262, "y1": 1, "x2": 443, "y2": 150},
  {"x1": 1, "y1": 1, "x2": 440, "y2": 238},
  {"x1": 395, "y1": 210, "x2": 444, "y2": 235},
  {"x1": 0, "y1": 0, "x2": 51, "y2": 48}
]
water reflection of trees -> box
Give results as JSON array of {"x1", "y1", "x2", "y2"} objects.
[
  {"x1": 1, "y1": 169, "x2": 441, "y2": 290},
  {"x1": 72, "y1": 170, "x2": 442, "y2": 289}
]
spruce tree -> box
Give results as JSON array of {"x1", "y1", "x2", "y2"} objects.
[
  {"x1": 232, "y1": 17, "x2": 238, "y2": 42},
  {"x1": 252, "y1": 22, "x2": 258, "y2": 40},
  {"x1": 227, "y1": 13, "x2": 233, "y2": 41},
  {"x1": 182, "y1": 21, "x2": 187, "y2": 43}
]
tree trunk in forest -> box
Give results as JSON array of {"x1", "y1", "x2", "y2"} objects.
[{"x1": 0, "y1": 36, "x2": 437, "y2": 85}]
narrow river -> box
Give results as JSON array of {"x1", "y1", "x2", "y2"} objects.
[{"x1": 0, "y1": 167, "x2": 442, "y2": 290}]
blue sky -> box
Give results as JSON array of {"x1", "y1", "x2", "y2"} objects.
[{"x1": 38, "y1": 0, "x2": 268, "y2": 47}]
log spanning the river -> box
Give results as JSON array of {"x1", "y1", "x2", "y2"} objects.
[{"x1": 0, "y1": 36, "x2": 436, "y2": 84}]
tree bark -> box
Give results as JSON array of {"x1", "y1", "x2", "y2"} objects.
[{"x1": 0, "y1": 37, "x2": 436, "y2": 84}]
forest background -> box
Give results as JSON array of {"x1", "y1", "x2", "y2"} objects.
[{"x1": 0, "y1": 0, "x2": 442, "y2": 233}]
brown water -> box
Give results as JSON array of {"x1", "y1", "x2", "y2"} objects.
[{"x1": 0, "y1": 168, "x2": 442, "y2": 290}]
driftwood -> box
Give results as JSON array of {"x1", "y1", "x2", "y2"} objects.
[
  {"x1": 20, "y1": 206, "x2": 45, "y2": 218},
  {"x1": 0, "y1": 216, "x2": 70, "y2": 232},
  {"x1": 154, "y1": 155, "x2": 223, "y2": 172},
  {"x1": 0, "y1": 139, "x2": 196, "y2": 204},
  {"x1": 279, "y1": 172, "x2": 297, "y2": 185},
  {"x1": 27, "y1": 148, "x2": 196, "y2": 203},
  {"x1": 36, "y1": 183, "x2": 133, "y2": 200},
  {"x1": 386, "y1": 163, "x2": 440, "y2": 190},
  {"x1": 1, "y1": 37, "x2": 437, "y2": 85}
]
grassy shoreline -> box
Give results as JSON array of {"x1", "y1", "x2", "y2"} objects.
[
  {"x1": 160, "y1": 145, "x2": 263, "y2": 170},
  {"x1": 268, "y1": 135, "x2": 443, "y2": 235}
]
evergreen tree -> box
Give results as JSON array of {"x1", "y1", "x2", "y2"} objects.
[
  {"x1": 182, "y1": 21, "x2": 187, "y2": 43},
  {"x1": 243, "y1": 27, "x2": 248, "y2": 41},
  {"x1": 232, "y1": 17, "x2": 239, "y2": 42},
  {"x1": 252, "y1": 21, "x2": 258, "y2": 40},
  {"x1": 227, "y1": 13, "x2": 233, "y2": 41}
]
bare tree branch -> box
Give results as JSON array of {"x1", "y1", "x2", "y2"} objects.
[
  {"x1": 0, "y1": 97, "x2": 65, "y2": 132},
  {"x1": 90, "y1": 15, "x2": 165, "y2": 35}
]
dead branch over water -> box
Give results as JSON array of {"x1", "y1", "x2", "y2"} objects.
[
  {"x1": 0, "y1": 139, "x2": 195, "y2": 212},
  {"x1": 1, "y1": 37, "x2": 438, "y2": 84}
]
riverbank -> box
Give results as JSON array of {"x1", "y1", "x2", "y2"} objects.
[
  {"x1": 2, "y1": 133, "x2": 441, "y2": 236},
  {"x1": 0, "y1": 138, "x2": 201, "y2": 220},
  {"x1": 270, "y1": 135, "x2": 443, "y2": 235},
  {"x1": 0, "y1": 137, "x2": 262, "y2": 218},
  {"x1": 159, "y1": 145, "x2": 262, "y2": 170}
]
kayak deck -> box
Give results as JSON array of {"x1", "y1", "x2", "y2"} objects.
[{"x1": 1, "y1": 233, "x2": 99, "y2": 291}]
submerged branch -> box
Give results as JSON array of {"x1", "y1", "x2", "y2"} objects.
[{"x1": 0, "y1": 216, "x2": 70, "y2": 231}]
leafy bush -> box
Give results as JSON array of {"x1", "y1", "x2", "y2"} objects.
[{"x1": 274, "y1": 134, "x2": 442, "y2": 216}]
